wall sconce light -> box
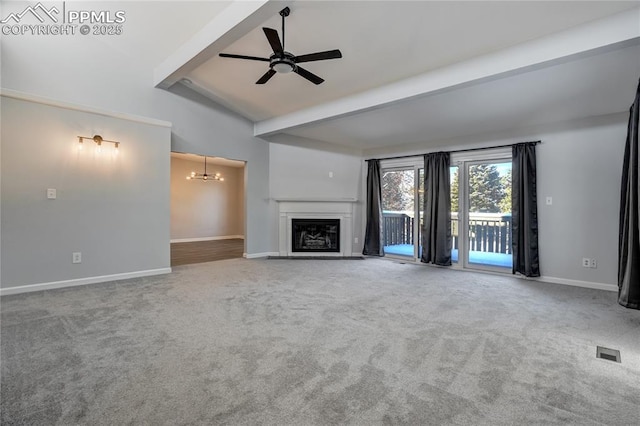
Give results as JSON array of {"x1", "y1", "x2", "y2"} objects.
[
  {"x1": 186, "y1": 156, "x2": 224, "y2": 181},
  {"x1": 77, "y1": 135, "x2": 120, "y2": 154}
]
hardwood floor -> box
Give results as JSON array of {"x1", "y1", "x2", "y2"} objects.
[{"x1": 170, "y1": 239, "x2": 244, "y2": 267}]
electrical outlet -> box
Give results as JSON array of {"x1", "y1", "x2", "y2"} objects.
[
  {"x1": 590, "y1": 258, "x2": 597, "y2": 269},
  {"x1": 72, "y1": 252, "x2": 82, "y2": 264},
  {"x1": 582, "y1": 257, "x2": 591, "y2": 268},
  {"x1": 47, "y1": 188, "x2": 56, "y2": 199}
]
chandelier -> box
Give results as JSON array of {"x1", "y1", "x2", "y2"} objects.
[{"x1": 186, "y1": 156, "x2": 224, "y2": 181}]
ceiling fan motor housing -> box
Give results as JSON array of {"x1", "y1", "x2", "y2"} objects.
[{"x1": 271, "y1": 52, "x2": 296, "y2": 73}]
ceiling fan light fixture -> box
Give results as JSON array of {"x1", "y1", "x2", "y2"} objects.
[{"x1": 273, "y1": 61, "x2": 294, "y2": 73}]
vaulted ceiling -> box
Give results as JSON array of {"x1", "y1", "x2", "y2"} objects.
[{"x1": 154, "y1": 1, "x2": 640, "y2": 154}]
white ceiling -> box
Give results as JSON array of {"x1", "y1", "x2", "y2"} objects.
[
  {"x1": 186, "y1": 0, "x2": 637, "y2": 121},
  {"x1": 98, "y1": 1, "x2": 231, "y2": 67},
  {"x1": 155, "y1": 1, "x2": 640, "y2": 154},
  {"x1": 283, "y1": 43, "x2": 640, "y2": 150}
]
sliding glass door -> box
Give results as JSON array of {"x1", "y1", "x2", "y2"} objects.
[
  {"x1": 417, "y1": 168, "x2": 424, "y2": 259},
  {"x1": 450, "y1": 165, "x2": 460, "y2": 264},
  {"x1": 461, "y1": 159, "x2": 512, "y2": 271},
  {"x1": 379, "y1": 152, "x2": 512, "y2": 272},
  {"x1": 381, "y1": 165, "x2": 422, "y2": 260}
]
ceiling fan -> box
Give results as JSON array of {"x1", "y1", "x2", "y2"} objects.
[{"x1": 218, "y1": 7, "x2": 342, "y2": 85}]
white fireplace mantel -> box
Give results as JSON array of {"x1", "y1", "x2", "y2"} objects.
[{"x1": 276, "y1": 198, "x2": 357, "y2": 257}]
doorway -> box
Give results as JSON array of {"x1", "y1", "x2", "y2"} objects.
[{"x1": 170, "y1": 152, "x2": 246, "y2": 266}]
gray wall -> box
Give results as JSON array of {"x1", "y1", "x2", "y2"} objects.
[
  {"x1": 1, "y1": 96, "x2": 171, "y2": 288},
  {"x1": 534, "y1": 114, "x2": 625, "y2": 286},
  {"x1": 364, "y1": 113, "x2": 627, "y2": 287},
  {"x1": 269, "y1": 143, "x2": 364, "y2": 253},
  {"x1": 171, "y1": 156, "x2": 244, "y2": 240},
  {"x1": 1, "y1": 7, "x2": 270, "y2": 260}
]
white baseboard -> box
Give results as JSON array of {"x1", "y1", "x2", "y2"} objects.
[
  {"x1": 454, "y1": 265, "x2": 619, "y2": 293},
  {"x1": 385, "y1": 257, "x2": 619, "y2": 293},
  {"x1": 244, "y1": 252, "x2": 278, "y2": 259},
  {"x1": 0, "y1": 268, "x2": 172, "y2": 296},
  {"x1": 171, "y1": 235, "x2": 244, "y2": 243},
  {"x1": 533, "y1": 275, "x2": 617, "y2": 292}
]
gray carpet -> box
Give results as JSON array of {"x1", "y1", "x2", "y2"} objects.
[{"x1": 2, "y1": 258, "x2": 639, "y2": 425}]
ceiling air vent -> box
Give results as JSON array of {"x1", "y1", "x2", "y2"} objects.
[{"x1": 596, "y1": 346, "x2": 621, "y2": 363}]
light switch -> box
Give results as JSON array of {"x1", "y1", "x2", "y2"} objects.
[
  {"x1": 546, "y1": 196, "x2": 552, "y2": 205},
  {"x1": 47, "y1": 188, "x2": 57, "y2": 199},
  {"x1": 329, "y1": 171, "x2": 334, "y2": 178}
]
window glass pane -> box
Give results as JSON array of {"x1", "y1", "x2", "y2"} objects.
[
  {"x1": 418, "y1": 168, "x2": 424, "y2": 259},
  {"x1": 450, "y1": 166, "x2": 459, "y2": 263},
  {"x1": 382, "y1": 169, "x2": 415, "y2": 258},
  {"x1": 466, "y1": 162, "x2": 512, "y2": 268}
]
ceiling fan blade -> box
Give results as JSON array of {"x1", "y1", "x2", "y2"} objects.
[
  {"x1": 294, "y1": 66, "x2": 324, "y2": 85},
  {"x1": 256, "y1": 69, "x2": 276, "y2": 84},
  {"x1": 219, "y1": 53, "x2": 270, "y2": 62},
  {"x1": 263, "y1": 27, "x2": 283, "y2": 56},
  {"x1": 294, "y1": 49, "x2": 343, "y2": 63}
]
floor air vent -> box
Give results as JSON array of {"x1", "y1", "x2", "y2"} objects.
[{"x1": 596, "y1": 346, "x2": 621, "y2": 363}]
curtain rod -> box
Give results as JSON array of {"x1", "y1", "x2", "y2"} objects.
[{"x1": 365, "y1": 140, "x2": 541, "y2": 162}]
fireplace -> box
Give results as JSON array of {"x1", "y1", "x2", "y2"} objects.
[
  {"x1": 276, "y1": 199, "x2": 355, "y2": 257},
  {"x1": 291, "y1": 219, "x2": 340, "y2": 253}
]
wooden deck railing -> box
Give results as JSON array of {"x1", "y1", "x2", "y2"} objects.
[
  {"x1": 452, "y1": 212, "x2": 512, "y2": 254},
  {"x1": 382, "y1": 213, "x2": 414, "y2": 246},
  {"x1": 383, "y1": 212, "x2": 512, "y2": 254}
]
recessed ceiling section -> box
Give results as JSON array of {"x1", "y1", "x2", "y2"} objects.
[
  {"x1": 281, "y1": 43, "x2": 640, "y2": 151},
  {"x1": 182, "y1": 1, "x2": 638, "y2": 122}
]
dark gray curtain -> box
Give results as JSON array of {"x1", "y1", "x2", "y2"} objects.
[
  {"x1": 618, "y1": 79, "x2": 640, "y2": 309},
  {"x1": 421, "y1": 152, "x2": 452, "y2": 266},
  {"x1": 363, "y1": 160, "x2": 384, "y2": 256},
  {"x1": 512, "y1": 143, "x2": 540, "y2": 277}
]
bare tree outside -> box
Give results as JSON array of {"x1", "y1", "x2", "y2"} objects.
[{"x1": 382, "y1": 170, "x2": 414, "y2": 212}]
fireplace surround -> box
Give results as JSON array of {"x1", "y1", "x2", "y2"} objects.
[{"x1": 276, "y1": 198, "x2": 357, "y2": 257}]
